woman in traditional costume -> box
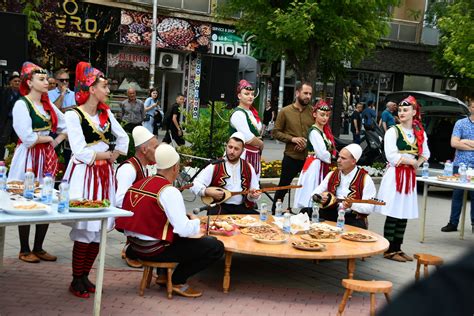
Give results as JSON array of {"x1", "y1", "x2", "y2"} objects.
[
  {"x1": 376, "y1": 96, "x2": 430, "y2": 262},
  {"x1": 229, "y1": 80, "x2": 264, "y2": 179},
  {"x1": 64, "y1": 62, "x2": 128, "y2": 298},
  {"x1": 8, "y1": 62, "x2": 67, "y2": 263},
  {"x1": 294, "y1": 100, "x2": 336, "y2": 208}
]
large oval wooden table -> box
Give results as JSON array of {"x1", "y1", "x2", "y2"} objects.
[{"x1": 210, "y1": 217, "x2": 389, "y2": 293}]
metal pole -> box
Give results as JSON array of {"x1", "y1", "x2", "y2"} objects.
[
  {"x1": 278, "y1": 56, "x2": 286, "y2": 111},
  {"x1": 149, "y1": 0, "x2": 158, "y2": 89}
]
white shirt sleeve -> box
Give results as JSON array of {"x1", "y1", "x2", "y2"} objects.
[
  {"x1": 384, "y1": 127, "x2": 402, "y2": 165},
  {"x1": 190, "y1": 164, "x2": 214, "y2": 196},
  {"x1": 108, "y1": 110, "x2": 129, "y2": 155},
  {"x1": 52, "y1": 102, "x2": 67, "y2": 134},
  {"x1": 159, "y1": 186, "x2": 200, "y2": 237},
  {"x1": 350, "y1": 174, "x2": 376, "y2": 214},
  {"x1": 313, "y1": 171, "x2": 332, "y2": 196},
  {"x1": 310, "y1": 130, "x2": 331, "y2": 163},
  {"x1": 12, "y1": 99, "x2": 38, "y2": 147},
  {"x1": 246, "y1": 163, "x2": 261, "y2": 202},
  {"x1": 114, "y1": 163, "x2": 136, "y2": 208},
  {"x1": 65, "y1": 110, "x2": 96, "y2": 165},
  {"x1": 230, "y1": 111, "x2": 255, "y2": 142},
  {"x1": 421, "y1": 131, "x2": 430, "y2": 160}
]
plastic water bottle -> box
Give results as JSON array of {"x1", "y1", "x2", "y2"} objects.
[
  {"x1": 0, "y1": 161, "x2": 7, "y2": 191},
  {"x1": 422, "y1": 161, "x2": 429, "y2": 178},
  {"x1": 58, "y1": 179, "x2": 70, "y2": 213},
  {"x1": 23, "y1": 168, "x2": 35, "y2": 199},
  {"x1": 283, "y1": 211, "x2": 291, "y2": 233},
  {"x1": 336, "y1": 204, "x2": 346, "y2": 230},
  {"x1": 275, "y1": 199, "x2": 283, "y2": 217},
  {"x1": 259, "y1": 202, "x2": 268, "y2": 221},
  {"x1": 459, "y1": 163, "x2": 468, "y2": 183},
  {"x1": 444, "y1": 160, "x2": 453, "y2": 177},
  {"x1": 41, "y1": 172, "x2": 54, "y2": 204},
  {"x1": 311, "y1": 200, "x2": 320, "y2": 223}
]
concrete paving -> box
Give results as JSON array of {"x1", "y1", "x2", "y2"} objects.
[{"x1": 1, "y1": 136, "x2": 473, "y2": 315}]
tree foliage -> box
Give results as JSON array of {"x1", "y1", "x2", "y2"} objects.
[
  {"x1": 217, "y1": 0, "x2": 399, "y2": 83},
  {"x1": 435, "y1": 0, "x2": 474, "y2": 82}
]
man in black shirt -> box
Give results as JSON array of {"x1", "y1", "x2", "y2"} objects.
[
  {"x1": 0, "y1": 73, "x2": 21, "y2": 159},
  {"x1": 351, "y1": 103, "x2": 363, "y2": 144},
  {"x1": 163, "y1": 93, "x2": 185, "y2": 146}
]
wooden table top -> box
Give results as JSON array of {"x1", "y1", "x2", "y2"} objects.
[{"x1": 208, "y1": 216, "x2": 389, "y2": 260}]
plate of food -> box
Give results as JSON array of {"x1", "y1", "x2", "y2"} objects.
[
  {"x1": 341, "y1": 231, "x2": 377, "y2": 242},
  {"x1": 233, "y1": 215, "x2": 264, "y2": 228},
  {"x1": 3, "y1": 201, "x2": 49, "y2": 215},
  {"x1": 292, "y1": 240, "x2": 326, "y2": 251},
  {"x1": 301, "y1": 228, "x2": 341, "y2": 243},
  {"x1": 436, "y1": 175, "x2": 459, "y2": 182},
  {"x1": 240, "y1": 225, "x2": 276, "y2": 236},
  {"x1": 206, "y1": 220, "x2": 236, "y2": 236},
  {"x1": 253, "y1": 232, "x2": 288, "y2": 244},
  {"x1": 7, "y1": 181, "x2": 40, "y2": 195},
  {"x1": 69, "y1": 199, "x2": 110, "y2": 212}
]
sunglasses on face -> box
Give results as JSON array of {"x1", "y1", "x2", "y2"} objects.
[
  {"x1": 58, "y1": 78, "x2": 69, "y2": 83},
  {"x1": 399, "y1": 100, "x2": 413, "y2": 107},
  {"x1": 242, "y1": 86, "x2": 254, "y2": 91}
]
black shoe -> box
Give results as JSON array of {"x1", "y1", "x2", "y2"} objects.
[{"x1": 441, "y1": 222, "x2": 457, "y2": 232}]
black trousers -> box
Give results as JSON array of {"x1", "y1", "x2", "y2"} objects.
[
  {"x1": 300, "y1": 207, "x2": 367, "y2": 229},
  {"x1": 128, "y1": 236, "x2": 224, "y2": 285},
  {"x1": 123, "y1": 122, "x2": 141, "y2": 134},
  {"x1": 163, "y1": 127, "x2": 185, "y2": 146},
  {"x1": 208, "y1": 203, "x2": 258, "y2": 215},
  {"x1": 272, "y1": 155, "x2": 305, "y2": 211}
]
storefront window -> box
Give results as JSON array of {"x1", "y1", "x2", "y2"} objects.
[
  {"x1": 347, "y1": 71, "x2": 394, "y2": 113},
  {"x1": 403, "y1": 75, "x2": 433, "y2": 91},
  {"x1": 159, "y1": 0, "x2": 210, "y2": 13}
]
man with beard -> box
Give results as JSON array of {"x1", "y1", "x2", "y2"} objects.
[
  {"x1": 271, "y1": 81, "x2": 314, "y2": 212},
  {"x1": 191, "y1": 132, "x2": 261, "y2": 215}
]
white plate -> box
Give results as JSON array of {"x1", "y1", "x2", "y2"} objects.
[
  {"x1": 3, "y1": 201, "x2": 49, "y2": 215},
  {"x1": 252, "y1": 236, "x2": 288, "y2": 244},
  {"x1": 69, "y1": 207, "x2": 108, "y2": 212}
]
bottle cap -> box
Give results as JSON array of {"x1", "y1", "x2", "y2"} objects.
[
  {"x1": 27, "y1": 168, "x2": 33, "y2": 172},
  {"x1": 45, "y1": 172, "x2": 52, "y2": 177}
]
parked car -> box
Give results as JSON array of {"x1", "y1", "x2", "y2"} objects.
[{"x1": 382, "y1": 91, "x2": 469, "y2": 167}]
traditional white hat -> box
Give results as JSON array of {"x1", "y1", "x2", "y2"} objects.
[
  {"x1": 155, "y1": 144, "x2": 180, "y2": 169},
  {"x1": 343, "y1": 144, "x2": 363, "y2": 162},
  {"x1": 229, "y1": 131, "x2": 246, "y2": 144},
  {"x1": 132, "y1": 126, "x2": 154, "y2": 147}
]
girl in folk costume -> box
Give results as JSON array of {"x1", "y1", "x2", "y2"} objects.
[
  {"x1": 376, "y1": 96, "x2": 430, "y2": 262},
  {"x1": 229, "y1": 80, "x2": 264, "y2": 179},
  {"x1": 294, "y1": 100, "x2": 336, "y2": 208},
  {"x1": 64, "y1": 62, "x2": 129, "y2": 298},
  {"x1": 8, "y1": 62, "x2": 67, "y2": 263}
]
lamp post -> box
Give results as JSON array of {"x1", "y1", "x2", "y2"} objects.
[{"x1": 149, "y1": 0, "x2": 158, "y2": 89}]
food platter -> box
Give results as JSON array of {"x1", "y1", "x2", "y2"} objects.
[
  {"x1": 252, "y1": 233, "x2": 288, "y2": 244},
  {"x1": 292, "y1": 240, "x2": 326, "y2": 251},
  {"x1": 301, "y1": 233, "x2": 340, "y2": 243},
  {"x1": 436, "y1": 175, "x2": 460, "y2": 182},
  {"x1": 6, "y1": 181, "x2": 40, "y2": 195},
  {"x1": 2, "y1": 201, "x2": 49, "y2": 215},
  {"x1": 341, "y1": 232, "x2": 377, "y2": 242},
  {"x1": 233, "y1": 215, "x2": 265, "y2": 228},
  {"x1": 69, "y1": 199, "x2": 110, "y2": 212},
  {"x1": 207, "y1": 220, "x2": 237, "y2": 236},
  {"x1": 240, "y1": 225, "x2": 276, "y2": 236}
]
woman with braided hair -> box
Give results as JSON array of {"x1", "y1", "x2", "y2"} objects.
[
  {"x1": 8, "y1": 62, "x2": 67, "y2": 263},
  {"x1": 294, "y1": 99, "x2": 336, "y2": 208},
  {"x1": 64, "y1": 62, "x2": 128, "y2": 298},
  {"x1": 376, "y1": 95, "x2": 430, "y2": 262},
  {"x1": 229, "y1": 80, "x2": 264, "y2": 180}
]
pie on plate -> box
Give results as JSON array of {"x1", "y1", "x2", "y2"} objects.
[
  {"x1": 240, "y1": 225, "x2": 276, "y2": 236},
  {"x1": 292, "y1": 240, "x2": 326, "y2": 251},
  {"x1": 252, "y1": 232, "x2": 288, "y2": 244},
  {"x1": 301, "y1": 229, "x2": 340, "y2": 243},
  {"x1": 341, "y1": 232, "x2": 377, "y2": 242}
]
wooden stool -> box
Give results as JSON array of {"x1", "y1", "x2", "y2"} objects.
[
  {"x1": 414, "y1": 253, "x2": 443, "y2": 281},
  {"x1": 337, "y1": 279, "x2": 392, "y2": 316},
  {"x1": 139, "y1": 261, "x2": 177, "y2": 298}
]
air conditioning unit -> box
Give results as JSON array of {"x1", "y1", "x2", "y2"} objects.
[
  {"x1": 159, "y1": 53, "x2": 179, "y2": 69},
  {"x1": 445, "y1": 78, "x2": 458, "y2": 91}
]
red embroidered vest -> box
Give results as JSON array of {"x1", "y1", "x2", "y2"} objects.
[
  {"x1": 117, "y1": 156, "x2": 146, "y2": 183},
  {"x1": 327, "y1": 167, "x2": 367, "y2": 200},
  {"x1": 115, "y1": 175, "x2": 175, "y2": 243},
  {"x1": 210, "y1": 159, "x2": 254, "y2": 208}
]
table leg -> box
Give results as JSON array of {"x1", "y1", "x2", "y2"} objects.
[
  {"x1": 347, "y1": 258, "x2": 356, "y2": 279},
  {"x1": 460, "y1": 190, "x2": 468, "y2": 240},
  {"x1": 420, "y1": 183, "x2": 428, "y2": 243},
  {"x1": 0, "y1": 226, "x2": 5, "y2": 269},
  {"x1": 93, "y1": 219, "x2": 108, "y2": 316},
  {"x1": 223, "y1": 251, "x2": 233, "y2": 293}
]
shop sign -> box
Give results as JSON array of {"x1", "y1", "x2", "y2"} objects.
[
  {"x1": 187, "y1": 58, "x2": 202, "y2": 119},
  {"x1": 120, "y1": 10, "x2": 211, "y2": 52},
  {"x1": 55, "y1": 0, "x2": 98, "y2": 38},
  {"x1": 210, "y1": 26, "x2": 251, "y2": 56},
  {"x1": 107, "y1": 51, "x2": 149, "y2": 69}
]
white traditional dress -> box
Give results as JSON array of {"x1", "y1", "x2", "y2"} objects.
[
  {"x1": 8, "y1": 96, "x2": 66, "y2": 183},
  {"x1": 294, "y1": 126, "x2": 333, "y2": 208},
  {"x1": 230, "y1": 106, "x2": 263, "y2": 178},
  {"x1": 375, "y1": 124, "x2": 430, "y2": 219},
  {"x1": 64, "y1": 107, "x2": 128, "y2": 242}
]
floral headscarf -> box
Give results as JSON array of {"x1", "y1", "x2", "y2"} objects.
[{"x1": 399, "y1": 95, "x2": 425, "y2": 156}]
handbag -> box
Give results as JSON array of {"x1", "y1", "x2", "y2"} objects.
[
  {"x1": 143, "y1": 114, "x2": 151, "y2": 122},
  {"x1": 267, "y1": 121, "x2": 275, "y2": 132}
]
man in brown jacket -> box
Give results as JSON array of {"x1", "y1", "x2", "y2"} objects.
[{"x1": 272, "y1": 82, "x2": 314, "y2": 212}]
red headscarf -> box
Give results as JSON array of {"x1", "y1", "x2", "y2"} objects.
[
  {"x1": 313, "y1": 99, "x2": 336, "y2": 156},
  {"x1": 399, "y1": 95, "x2": 425, "y2": 156},
  {"x1": 19, "y1": 62, "x2": 58, "y2": 132},
  {"x1": 236, "y1": 79, "x2": 260, "y2": 123},
  {"x1": 75, "y1": 61, "x2": 110, "y2": 129}
]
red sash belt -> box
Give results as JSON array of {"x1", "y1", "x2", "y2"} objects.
[
  {"x1": 395, "y1": 164, "x2": 416, "y2": 194},
  {"x1": 70, "y1": 159, "x2": 113, "y2": 200},
  {"x1": 20, "y1": 140, "x2": 58, "y2": 177},
  {"x1": 244, "y1": 144, "x2": 261, "y2": 174}
]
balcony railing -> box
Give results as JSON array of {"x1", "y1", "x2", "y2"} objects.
[{"x1": 383, "y1": 18, "x2": 422, "y2": 43}]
